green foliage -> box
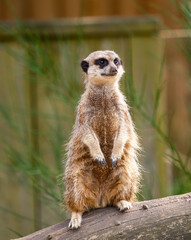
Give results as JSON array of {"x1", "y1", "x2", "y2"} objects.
[{"x1": 0, "y1": 26, "x2": 83, "y2": 233}]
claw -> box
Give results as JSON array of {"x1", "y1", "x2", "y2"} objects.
[
  {"x1": 102, "y1": 158, "x2": 107, "y2": 166},
  {"x1": 111, "y1": 159, "x2": 113, "y2": 167},
  {"x1": 111, "y1": 158, "x2": 119, "y2": 167},
  {"x1": 95, "y1": 157, "x2": 106, "y2": 166}
]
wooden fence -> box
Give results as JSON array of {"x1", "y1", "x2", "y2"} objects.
[
  {"x1": 0, "y1": 16, "x2": 188, "y2": 239},
  {"x1": 0, "y1": 0, "x2": 181, "y2": 29}
]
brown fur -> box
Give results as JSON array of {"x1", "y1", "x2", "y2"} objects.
[{"x1": 64, "y1": 50, "x2": 141, "y2": 229}]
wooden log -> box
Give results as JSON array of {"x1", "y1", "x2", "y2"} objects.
[{"x1": 13, "y1": 192, "x2": 191, "y2": 240}]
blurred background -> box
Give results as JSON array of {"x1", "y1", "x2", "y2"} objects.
[{"x1": 0, "y1": 0, "x2": 190, "y2": 239}]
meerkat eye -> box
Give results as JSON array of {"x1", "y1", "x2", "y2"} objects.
[
  {"x1": 114, "y1": 58, "x2": 119, "y2": 66},
  {"x1": 95, "y1": 58, "x2": 108, "y2": 68}
]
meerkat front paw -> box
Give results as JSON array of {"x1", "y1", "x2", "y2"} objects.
[
  {"x1": 68, "y1": 212, "x2": 82, "y2": 230},
  {"x1": 116, "y1": 200, "x2": 132, "y2": 212},
  {"x1": 93, "y1": 152, "x2": 106, "y2": 166},
  {"x1": 111, "y1": 153, "x2": 121, "y2": 166},
  {"x1": 95, "y1": 155, "x2": 106, "y2": 166}
]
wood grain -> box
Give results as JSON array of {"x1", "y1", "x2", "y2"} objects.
[{"x1": 13, "y1": 192, "x2": 191, "y2": 240}]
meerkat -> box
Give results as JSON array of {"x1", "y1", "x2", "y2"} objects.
[{"x1": 64, "y1": 50, "x2": 141, "y2": 230}]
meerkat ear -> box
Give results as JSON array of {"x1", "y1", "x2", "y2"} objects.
[
  {"x1": 81, "y1": 60, "x2": 89, "y2": 73},
  {"x1": 120, "y1": 59, "x2": 123, "y2": 65}
]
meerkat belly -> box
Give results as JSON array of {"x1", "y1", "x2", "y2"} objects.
[
  {"x1": 91, "y1": 109, "x2": 120, "y2": 207},
  {"x1": 91, "y1": 109, "x2": 119, "y2": 159}
]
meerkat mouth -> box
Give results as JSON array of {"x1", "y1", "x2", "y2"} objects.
[{"x1": 101, "y1": 73, "x2": 117, "y2": 77}]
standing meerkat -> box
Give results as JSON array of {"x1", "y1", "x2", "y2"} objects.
[{"x1": 64, "y1": 50, "x2": 141, "y2": 229}]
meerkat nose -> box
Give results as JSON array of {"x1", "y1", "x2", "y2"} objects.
[{"x1": 110, "y1": 67, "x2": 118, "y2": 74}]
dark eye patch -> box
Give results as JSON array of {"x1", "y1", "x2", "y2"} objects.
[
  {"x1": 114, "y1": 58, "x2": 119, "y2": 66},
  {"x1": 95, "y1": 58, "x2": 108, "y2": 68}
]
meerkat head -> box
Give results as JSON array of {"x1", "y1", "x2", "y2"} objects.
[{"x1": 81, "y1": 50, "x2": 124, "y2": 86}]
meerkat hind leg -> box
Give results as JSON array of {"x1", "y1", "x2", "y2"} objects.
[
  {"x1": 68, "y1": 211, "x2": 82, "y2": 230},
  {"x1": 116, "y1": 200, "x2": 132, "y2": 212}
]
